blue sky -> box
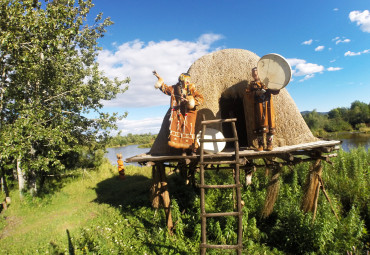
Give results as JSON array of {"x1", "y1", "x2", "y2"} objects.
[{"x1": 88, "y1": 0, "x2": 370, "y2": 135}]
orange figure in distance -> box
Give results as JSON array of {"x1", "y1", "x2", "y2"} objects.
[{"x1": 117, "y1": 153, "x2": 125, "y2": 180}]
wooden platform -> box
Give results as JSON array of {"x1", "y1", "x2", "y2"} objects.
[{"x1": 126, "y1": 140, "x2": 342, "y2": 164}]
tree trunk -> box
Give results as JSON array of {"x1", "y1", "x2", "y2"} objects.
[
  {"x1": 1, "y1": 174, "x2": 10, "y2": 210},
  {"x1": 1, "y1": 176, "x2": 4, "y2": 193},
  {"x1": 29, "y1": 171, "x2": 37, "y2": 196},
  {"x1": 17, "y1": 158, "x2": 25, "y2": 199}
]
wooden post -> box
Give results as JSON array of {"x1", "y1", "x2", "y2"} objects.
[{"x1": 150, "y1": 163, "x2": 173, "y2": 232}]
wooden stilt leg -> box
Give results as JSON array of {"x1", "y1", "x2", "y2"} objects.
[
  {"x1": 312, "y1": 179, "x2": 321, "y2": 223},
  {"x1": 150, "y1": 163, "x2": 173, "y2": 232},
  {"x1": 318, "y1": 176, "x2": 340, "y2": 221},
  {"x1": 158, "y1": 164, "x2": 173, "y2": 232},
  {"x1": 302, "y1": 159, "x2": 322, "y2": 213}
]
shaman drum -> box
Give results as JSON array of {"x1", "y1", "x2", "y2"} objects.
[
  {"x1": 257, "y1": 53, "x2": 292, "y2": 90},
  {"x1": 196, "y1": 128, "x2": 226, "y2": 154}
]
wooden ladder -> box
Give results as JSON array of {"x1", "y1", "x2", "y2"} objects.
[{"x1": 198, "y1": 118, "x2": 243, "y2": 255}]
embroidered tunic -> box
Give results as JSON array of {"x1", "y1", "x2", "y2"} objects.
[
  {"x1": 159, "y1": 82, "x2": 204, "y2": 149},
  {"x1": 247, "y1": 81, "x2": 276, "y2": 135}
]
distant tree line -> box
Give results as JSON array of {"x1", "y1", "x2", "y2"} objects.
[
  {"x1": 108, "y1": 133, "x2": 158, "y2": 148},
  {"x1": 302, "y1": 100, "x2": 370, "y2": 136}
]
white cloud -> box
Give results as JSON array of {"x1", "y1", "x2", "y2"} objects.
[
  {"x1": 333, "y1": 8, "x2": 339, "y2": 11},
  {"x1": 330, "y1": 59, "x2": 336, "y2": 63},
  {"x1": 349, "y1": 10, "x2": 370, "y2": 32},
  {"x1": 97, "y1": 33, "x2": 224, "y2": 108},
  {"x1": 299, "y1": 74, "x2": 315, "y2": 82},
  {"x1": 115, "y1": 117, "x2": 164, "y2": 136},
  {"x1": 344, "y1": 49, "x2": 370, "y2": 56},
  {"x1": 332, "y1": 36, "x2": 340, "y2": 41},
  {"x1": 327, "y1": 67, "x2": 343, "y2": 71},
  {"x1": 302, "y1": 39, "x2": 313, "y2": 45},
  {"x1": 287, "y1": 58, "x2": 325, "y2": 80},
  {"x1": 335, "y1": 38, "x2": 351, "y2": 44},
  {"x1": 315, "y1": 45, "x2": 325, "y2": 51}
]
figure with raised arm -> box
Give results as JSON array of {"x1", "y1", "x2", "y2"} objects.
[{"x1": 153, "y1": 71, "x2": 204, "y2": 154}]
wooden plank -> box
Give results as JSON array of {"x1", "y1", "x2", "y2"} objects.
[
  {"x1": 125, "y1": 140, "x2": 341, "y2": 163},
  {"x1": 201, "y1": 118, "x2": 237, "y2": 124}
]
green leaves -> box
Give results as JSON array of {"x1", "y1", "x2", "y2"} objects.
[{"x1": 0, "y1": 0, "x2": 129, "y2": 193}]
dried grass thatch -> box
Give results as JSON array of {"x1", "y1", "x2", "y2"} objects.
[
  {"x1": 261, "y1": 166, "x2": 281, "y2": 218},
  {"x1": 301, "y1": 159, "x2": 322, "y2": 213},
  {"x1": 150, "y1": 49, "x2": 317, "y2": 155}
]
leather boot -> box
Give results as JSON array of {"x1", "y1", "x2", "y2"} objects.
[
  {"x1": 257, "y1": 136, "x2": 264, "y2": 151},
  {"x1": 266, "y1": 134, "x2": 273, "y2": 151}
]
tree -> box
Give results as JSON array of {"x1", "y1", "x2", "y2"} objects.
[
  {"x1": 302, "y1": 109, "x2": 328, "y2": 134},
  {"x1": 348, "y1": 101, "x2": 370, "y2": 126},
  {"x1": 0, "y1": 0, "x2": 129, "y2": 195}
]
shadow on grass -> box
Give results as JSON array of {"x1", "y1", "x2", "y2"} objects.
[
  {"x1": 93, "y1": 171, "x2": 199, "y2": 254},
  {"x1": 93, "y1": 169, "x2": 199, "y2": 210},
  {"x1": 93, "y1": 174, "x2": 152, "y2": 208}
]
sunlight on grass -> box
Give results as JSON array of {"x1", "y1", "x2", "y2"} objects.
[{"x1": 0, "y1": 161, "x2": 153, "y2": 254}]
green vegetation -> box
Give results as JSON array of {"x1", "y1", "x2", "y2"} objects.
[
  {"x1": 108, "y1": 133, "x2": 157, "y2": 148},
  {"x1": 302, "y1": 100, "x2": 369, "y2": 136},
  {"x1": 1, "y1": 148, "x2": 369, "y2": 254},
  {"x1": 0, "y1": 0, "x2": 128, "y2": 195}
]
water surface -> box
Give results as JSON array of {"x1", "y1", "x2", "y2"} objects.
[
  {"x1": 105, "y1": 144, "x2": 149, "y2": 167},
  {"x1": 325, "y1": 132, "x2": 370, "y2": 151}
]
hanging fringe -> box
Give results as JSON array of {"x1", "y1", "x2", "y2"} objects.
[
  {"x1": 261, "y1": 165, "x2": 281, "y2": 218},
  {"x1": 301, "y1": 159, "x2": 322, "y2": 213}
]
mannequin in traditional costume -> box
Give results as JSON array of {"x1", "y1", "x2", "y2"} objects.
[
  {"x1": 116, "y1": 153, "x2": 125, "y2": 180},
  {"x1": 246, "y1": 67, "x2": 279, "y2": 151},
  {"x1": 153, "y1": 71, "x2": 204, "y2": 153}
]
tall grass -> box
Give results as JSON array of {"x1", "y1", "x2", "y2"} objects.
[{"x1": 0, "y1": 148, "x2": 369, "y2": 254}]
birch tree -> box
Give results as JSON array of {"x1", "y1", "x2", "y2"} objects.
[{"x1": 0, "y1": 0, "x2": 128, "y2": 195}]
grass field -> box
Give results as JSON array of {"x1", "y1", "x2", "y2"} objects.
[
  {"x1": 1, "y1": 148, "x2": 369, "y2": 254},
  {"x1": 0, "y1": 161, "x2": 164, "y2": 254}
]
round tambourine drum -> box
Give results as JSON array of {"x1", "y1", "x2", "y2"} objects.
[
  {"x1": 196, "y1": 128, "x2": 226, "y2": 154},
  {"x1": 257, "y1": 53, "x2": 292, "y2": 90}
]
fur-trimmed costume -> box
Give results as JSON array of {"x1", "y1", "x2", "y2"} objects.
[
  {"x1": 247, "y1": 80, "x2": 276, "y2": 135},
  {"x1": 159, "y1": 82, "x2": 203, "y2": 149},
  {"x1": 246, "y1": 79, "x2": 279, "y2": 151}
]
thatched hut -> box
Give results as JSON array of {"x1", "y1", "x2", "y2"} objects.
[
  {"x1": 128, "y1": 49, "x2": 341, "y2": 246},
  {"x1": 150, "y1": 48, "x2": 317, "y2": 155}
]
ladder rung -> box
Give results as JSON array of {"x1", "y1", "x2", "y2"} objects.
[
  {"x1": 200, "y1": 243, "x2": 241, "y2": 250},
  {"x1": 204, "y1": 166, "x2": 236, "y2": 170},
  {"x1": 199, "y1": 137, "x2": 238, "y2": 143},
  {"x1": 201, "y1": 118, "x2": 237, "y2": 124},
  {"x1": 200, "y1": 161, "x2": 239, "y2": 165},
  {"x1": 202, "y1": 211, "x2": 241, "y2": 217},
  {"x1": 198, "y1": 184, "x2": 243, "y2": 189}
]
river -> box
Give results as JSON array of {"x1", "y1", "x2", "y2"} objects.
[
  {"x1": 105, "y1": 144, "x2": 150, "y2": 167},
  {"x1": 324, "y1": 132, "x2": 370, "y2": 152},
  {"x1": 105, "y1": 133, "x2": 369, "y2": 166}
]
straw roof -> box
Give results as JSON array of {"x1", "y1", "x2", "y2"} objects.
[{"x1": 150, "y1": 49, "x2": 317, "y2": 155}]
